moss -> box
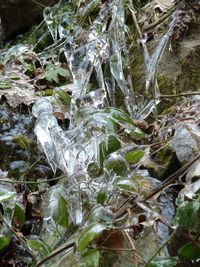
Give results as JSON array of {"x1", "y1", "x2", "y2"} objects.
[
  {"x1": 12, "y1": 135, "x2": 31, "y2": 150},
  {"x1": 157, "y1": 74, "x2": 176, "y2": 114},
  {"x1": 176, "y1": 46, "x2": 200, "y2": 93},
  {"x1": 145, "y1": 147, "x2": 180, "y2": 180},
  {"x1": 130, "y1": 45, "x2": 146, "y2": 94}
]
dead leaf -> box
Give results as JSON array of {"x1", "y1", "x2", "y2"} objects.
[{"x1": 0, "y1": 80, "x2": 40, "y2": 107}]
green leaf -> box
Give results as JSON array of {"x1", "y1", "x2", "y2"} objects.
[
  {"x1": 49, "y1": 186, "x2": 68, "y2": 227},
  {"x1": 0, "y1": 236, "x2": 10, "y2": 251},
  {"x1": 97, "y1": 186, "x2": 108, "y2": 205},
  {"x1": 105, "y1": 107, "x2": 133, "y2": 124},
  {"x1": 146, "y1": 256, "x2": 179, "y2": 267},
  {"x1": 87, "y1": 113, "x2": 116, "y2": 133},
  {"x1": 80, "y1": 249, "x2": 100, "y2": 267},
  {"x1": 124, "y1": 124, "x2": 146, "y2": 140},
  {"x1": 0, "y1": 225, "x2": 11, "y2": 251},
  {"x1": 103, "y1": 152, "x2": 127, "y2": 175},
  {"x1": 55, "y1": 90, "x2": 71, "y2": 105},
  {"x1": 179, "y1": 242, "x2": 200, "y2": 259},
  {"x1": 0, "y1": 185, "x2": 16, "y2": 202},
  {"x1": 99, "y1": 135, "x2": 121, "y2": 166},
  {"x1": 12, "y1": 203, "x2": 25, "y2": 229},
  {"x1": 56, "y1": 66, "x2": 70, "y2": 78},
  {"x1": 175, "y1": 200, "x2": 200, "y2": 230},
  {"x1": 116, "y1": 179, "x2": 138, "y2": 192},
  {"x1": 43, "y1": 89, "x2": 54, "y2": 96},
  {"x1": 77, "y1": 223, "x2": 106, "y2": 253},
  {"x1": 45, "y1": 65, "x2": 70, "y2": 84},
  {"x1": 46, "y1": 67, "x2": 59, "y2": 83},
  {"x1": 0, "y1": 81, "x2": 12, "y2": 89},
  {"x1": 27, "y1": 239, "x2": 52, "y2": 256},
  {"x1": 125, "y1": 150, "x2": 145, "y2": 164}
]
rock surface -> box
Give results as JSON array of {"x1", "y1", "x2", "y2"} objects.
[
  {"x1": 171, "y1": 123, "x2": 200, "y2": 163},
  {"x1": 0, "y1": 0, "x2": 58, "y2": 40}
]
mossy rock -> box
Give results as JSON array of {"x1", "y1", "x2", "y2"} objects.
[{"x1": 145, "y1": 146, "x2": 180, "y2": 180}]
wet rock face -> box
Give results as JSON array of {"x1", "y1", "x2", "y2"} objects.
[{"x1": 0, "y1": 0, "x2": 58, "y2": 40}]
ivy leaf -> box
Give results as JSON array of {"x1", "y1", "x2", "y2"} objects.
[
  {"x1": 98, "y1": 135, "x2": 121, "y2": 166},
  {"x1": 12, "y1": 203, "x2": 25, "y2": 230},
  {"x1": 179, "y1": 242, "x2": 200, "y2": 259},
  {"x1": 105, "y1": 107, "x2": 133, "y2": 124},
  {"x1": 146, "y1": 256, "x2": 179, "y2": 267},
  {"x1": 49, "y1": 186, "x2": 68, "y2": 227},
  {"x1": 0, "y1": 235, "x2": 10, "y2": 252},
  {"x1": 45, "y1": 65, "x2": 70, "y2": 84},
  {"x1": 103, "y1": 152, "x2": 128, "y2": 176},
  {"x1": 0, "y1": 224, "x2": 12, "y2": 252},
  {"x1": 125, "y1": 150, "x2": 145, "y2": 164},
  {"x1": 175, "y1": 200, "x2": 200, "y2": 230},
  {"x1": 116, "y1": 178, "x2": 138, "y2": 192},
  {"x1": 80, "y1": 249, "x2": 100, "y2": 267},
  {"x1": 27, "y1": 239, "x2": 52, "y2": 256},
  {"x1": 96, "y1": 186, "x2": 108, "y2": 205},
  {"x1": 124, "y1": 124, "x2": 147, "y2": 140},
  {"x1": 87, "y1": 113, "x2": 116, "y2": 133},
  {"x1": 0, "y1": 185, "x2": 16, "y2": 202},
  {"x1": 55, "y1": 90, "x2": 71, "y2": 106},
  {"x1": 77, "y1": 223, "x2": 106, "y2": 253}
]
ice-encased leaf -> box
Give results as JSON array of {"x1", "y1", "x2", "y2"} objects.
[
  {"x1": 44, "y1": 186, "x2": 68, "y2": 228},
  {"x1": 12, "y1": 203, "x2": 25, "y2": 230},
  {"x1": 2, "y1": 44, "x2": 30, "y2": 64},
  {"x1": 55, "y1": 90, "x2": 71, "y2": 106},
  {"x1": 146, "y1": 257, "x2": 178, "y2": 267},
  {"x1": 0, "y1": 185, "x2": 16, "y2": 202},
  {"x1": 90, "y1": 206, "x2": 114, "y2": 225},
  {"x1": 77, "y1": 223, "x2": 106, "y2": 253},
  {"x1": 27, "y1": 238, "x2": 52, "y2": 257},
  {"x1": 124, "y1": 124, "x2": 147, "y2": 140},
  {"x1": 146, "y1": 256, "x2": 179, "y2": 267},
  {"x1": 96, "y1": 186, "x2": 108, "y2": 205},
  {"x1": 45, "y1": 65, "x2": 70, "y2": 84},
  {"x1": 99, "y1": 135, "x2": 121, "y2": 166},
  {"x1": 87, "y1": 113, "x2": 116, "y2": 133},
  {"x1": 105, "y1": 107, "x2": 133, "y2": 124},
  {"x1": 125, "y1": 150, "x2": 145, "y2": 164},
  {"x1": 0, "y1": 224, "x2": 12, "y2": 252},
  {"x1": 43, "y1": 6, "x2": 58, "y2": 42},
  {"x1": 103, "y1": 152, "x2": 128, "y2": 175},
  {"x1": 116, "y1": 178, "x2": 138, "y2": 192}
]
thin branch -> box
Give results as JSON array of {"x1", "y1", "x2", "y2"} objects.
[
  {"x1": 144, "y1": 229, "x2": 177, "y2": 266},
  {"x1": 115, "y1": 153, "x2": 200, "y2": 220},
  {"x1": 31, "y1": 0, "x2": 47, "y2": 8},
  {"x1": 35, "y1": 242, "x2": 75, "y2": 267},
  {"x1": 143, "y1": 153, "x2": 200, "y2": 201},
  {"x1": 0, "y1": 174, "x2": 68, "y2": 185},
  {"x1": 142, "y1": 9, "x2": 175, "y2": 32},
  {"x1": 92, "y1": 246, "x2": 134, "y2": 251},
  {"x1": 124, "y1": 229, "x2": 146, "y2": 264},
  {"x1": 160, "y1": 92, "x2": 200, "y2": 99}
]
